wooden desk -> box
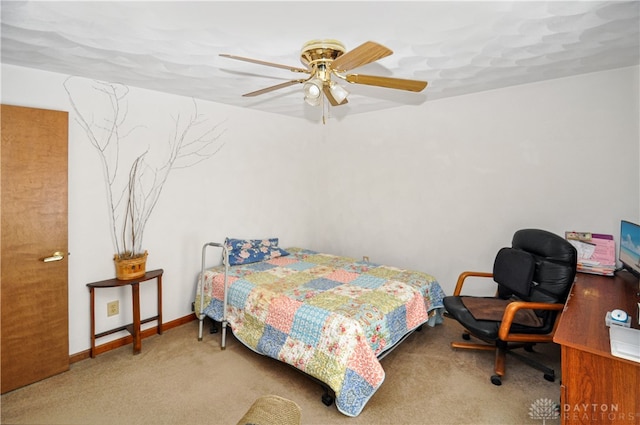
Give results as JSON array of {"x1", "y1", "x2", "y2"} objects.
[
  {"x1": 554, "y1": 271, "x2": 639, "y2": 424},
  {"x1": 87, "y1": 269, "x2": 163, "y2": 358}
]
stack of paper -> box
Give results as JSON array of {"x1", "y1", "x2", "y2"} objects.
[
  {"x1": 565, "y1": 231, "x2": 616, "y2": 276},
  {"x1": 609, "y1": 326, "x2": 640, "y2": 363}
]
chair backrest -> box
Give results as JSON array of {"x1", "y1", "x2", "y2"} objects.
[{"x1": 495, "y1": 229, "x2": 578, "y2": 305}]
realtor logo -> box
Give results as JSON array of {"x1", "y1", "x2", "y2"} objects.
[{"x1": 529, "y1": 398, "x2": 560, "y2": 424}]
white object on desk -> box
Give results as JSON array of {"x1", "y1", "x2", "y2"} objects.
[
  {"x1": 609, "y1": 326, "x2": 640, "y2": 363},
  {"x1": 611, "y1": 309, "x2": 628, "y2": 322},
  {"x1": 605, "y1": 310, "x2": 631, "y2": 327}
]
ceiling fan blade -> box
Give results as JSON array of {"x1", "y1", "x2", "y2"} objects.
[
  {"x1": 345, "y1": 74, "x2": 428, "y2": 92},
  {"x1": 220, "y1": 54, "x2": 310, "y2": 74},
  {"x1": 242, "y1": 80, "x2": 305, "y2": 97},
  {"x1": 322, "y1": 85, "x2": 348, "y2": 107},
  {"x1": 330, "y1": 41, "x2": 393, "y2": 72}
]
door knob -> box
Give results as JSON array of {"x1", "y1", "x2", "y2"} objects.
[{"x1": 43, "y1": 251, "x2": 65, "y2": 262}]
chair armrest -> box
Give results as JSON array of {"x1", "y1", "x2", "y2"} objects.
[
  {"x1": 453, "y1": 271, "x2": 494, "y2": 296},
  {"x1": 498, "y1": 302, "x2": 565, "y2": 341}
]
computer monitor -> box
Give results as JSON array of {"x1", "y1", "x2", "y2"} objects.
[{"x1": 619, "y1": 220, "x2": 640, "y2": 278}]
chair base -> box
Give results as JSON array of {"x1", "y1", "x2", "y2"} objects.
[
  {"x1": 451, "y1": 332, "x2": 556, "y2": 386},
  {"x1": 508, "y1": 349, "x2": 556, "y2": 382}
]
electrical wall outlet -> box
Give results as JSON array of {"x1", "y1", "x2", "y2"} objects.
[{"x1": 107, "y1": 300, "x2": 119, "y2": 317}]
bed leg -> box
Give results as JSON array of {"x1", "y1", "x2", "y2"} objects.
[
  {"x1": 321, "y1": 386, "x2": 334, "y2": 407},
  {"x1": 198, "y1": 317, "x2": 204, "y2": 341},
  {"x1": 221, "y1": 320, "x2": 227, "y2": 350}
]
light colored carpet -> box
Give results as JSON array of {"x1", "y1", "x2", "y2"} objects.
[{"x1": 1, "y1": 318, "x2": 561, "y2": 424}]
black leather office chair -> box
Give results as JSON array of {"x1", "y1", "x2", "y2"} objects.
[{"x1": 443, "y1": 229, "x2": 577, "y2": 385}]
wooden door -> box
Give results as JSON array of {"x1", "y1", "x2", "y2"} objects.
[{"x1": 1, "y1": 104, "x2": 69, "y2": 393}]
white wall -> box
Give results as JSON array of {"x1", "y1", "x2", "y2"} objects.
[
  {"x1": 2, "y1": 64, "x2": 638, "y2": 356},
  {"x1": 310, "y1": 66, "x2": 640, "y2": 293},
  {"x1": 2, "y1": 65, "x2": 315, "y2": 354}
]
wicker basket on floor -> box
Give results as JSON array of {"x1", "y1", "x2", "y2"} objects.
[{"x1": 236, "y1": 395, "x2": 301, "y2": 425}]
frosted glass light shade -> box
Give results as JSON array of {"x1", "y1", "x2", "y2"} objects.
[
  {"x1": 329, "y1": 82, "x2": 349, "y2": 104},
  {"x1": 303, "y1": 79, "x2": 322, "y2": 106}
]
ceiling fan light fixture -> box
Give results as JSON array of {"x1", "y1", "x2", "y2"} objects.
[
  {"x1": 329, "y1": 81, "x2": 349, "y2": 104},
  {"x1": 303, "y1": 78, "x2": 323, "y2": 106},
  {"x1": 221, "y1": 39, "x2": 428, "y2": 119}
]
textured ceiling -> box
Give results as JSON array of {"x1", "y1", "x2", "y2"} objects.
[{"x1": 2, "y1": 1, "x2": 639, "y2": 122}]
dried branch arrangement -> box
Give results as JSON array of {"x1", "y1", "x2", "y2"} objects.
[{"x1": 64, "y1": 77, "x2": 225, "y2": 259}]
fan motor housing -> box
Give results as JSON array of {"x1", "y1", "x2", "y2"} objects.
[{"x1": 300, "y1": 39, "x2": 345, "y2": 68}]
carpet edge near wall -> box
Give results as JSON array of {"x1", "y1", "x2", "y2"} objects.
[{"x1": 70, "y1": 314, "x2": 197, "y2": 364}]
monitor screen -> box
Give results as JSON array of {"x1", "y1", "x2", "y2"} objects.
[{"x1": 619, "y1": 220, "x2": 640, "y2": 278}]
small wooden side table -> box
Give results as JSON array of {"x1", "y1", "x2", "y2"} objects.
[{"x1": 87, "y1": 269, "x2": 163, "y2": 358}]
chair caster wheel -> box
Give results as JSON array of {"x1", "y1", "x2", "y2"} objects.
[
  {"x1": 462, "y1": 333, "x2": 471, "y2": 340},
  {"x1": 321, "y1": 393, "x2": 334, "y2": 406},
  {"x1": 491, "y1": 375, "x2": 502, "y2": 386},
  {"x1": 524, "y1": 344, "x2": 534, "y2": 352},
  {"x1": 544, "y1": 373, "x2": 555, "y2": 382}
]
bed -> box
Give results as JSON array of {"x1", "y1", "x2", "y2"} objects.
[{"x1": 194, "y1": 239, "x2": 446, "y2": 417}]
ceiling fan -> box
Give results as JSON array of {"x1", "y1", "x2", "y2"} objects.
[{"x1": 220, "y1": 39, "x2": 428, "y2": 109}]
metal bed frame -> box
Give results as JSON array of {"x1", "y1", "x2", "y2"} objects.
[{"x1": 197, "y1": 242, "x2": 230, "y2": 348}]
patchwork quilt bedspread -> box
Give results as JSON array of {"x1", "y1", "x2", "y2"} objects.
[{"x1": 195, "y1": 248, "x2": 446, "y2": 417}]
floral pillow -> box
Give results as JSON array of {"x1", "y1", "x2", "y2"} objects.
[{"x1": 224, "y1": 237, "x2": 289, "y2": 266}]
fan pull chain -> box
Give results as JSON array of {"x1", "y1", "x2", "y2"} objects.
[{"x1": 322, "y1": 93, "x2": 327, "y2": 125}]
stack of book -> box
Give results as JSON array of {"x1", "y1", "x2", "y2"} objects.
[{"x1": 565, "y1": 231, "x2": 616, "y2": 276}]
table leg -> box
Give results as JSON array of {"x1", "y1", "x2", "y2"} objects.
[
  {"x1": 132, "y1": 282, "x2": 141, "y2": 354},
  {"x1": 89, "y1": 287, "x2": 96, "y2": 358},
  {"x1": 157, "y1": 274, "x2": 163, "y2": 335}
]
